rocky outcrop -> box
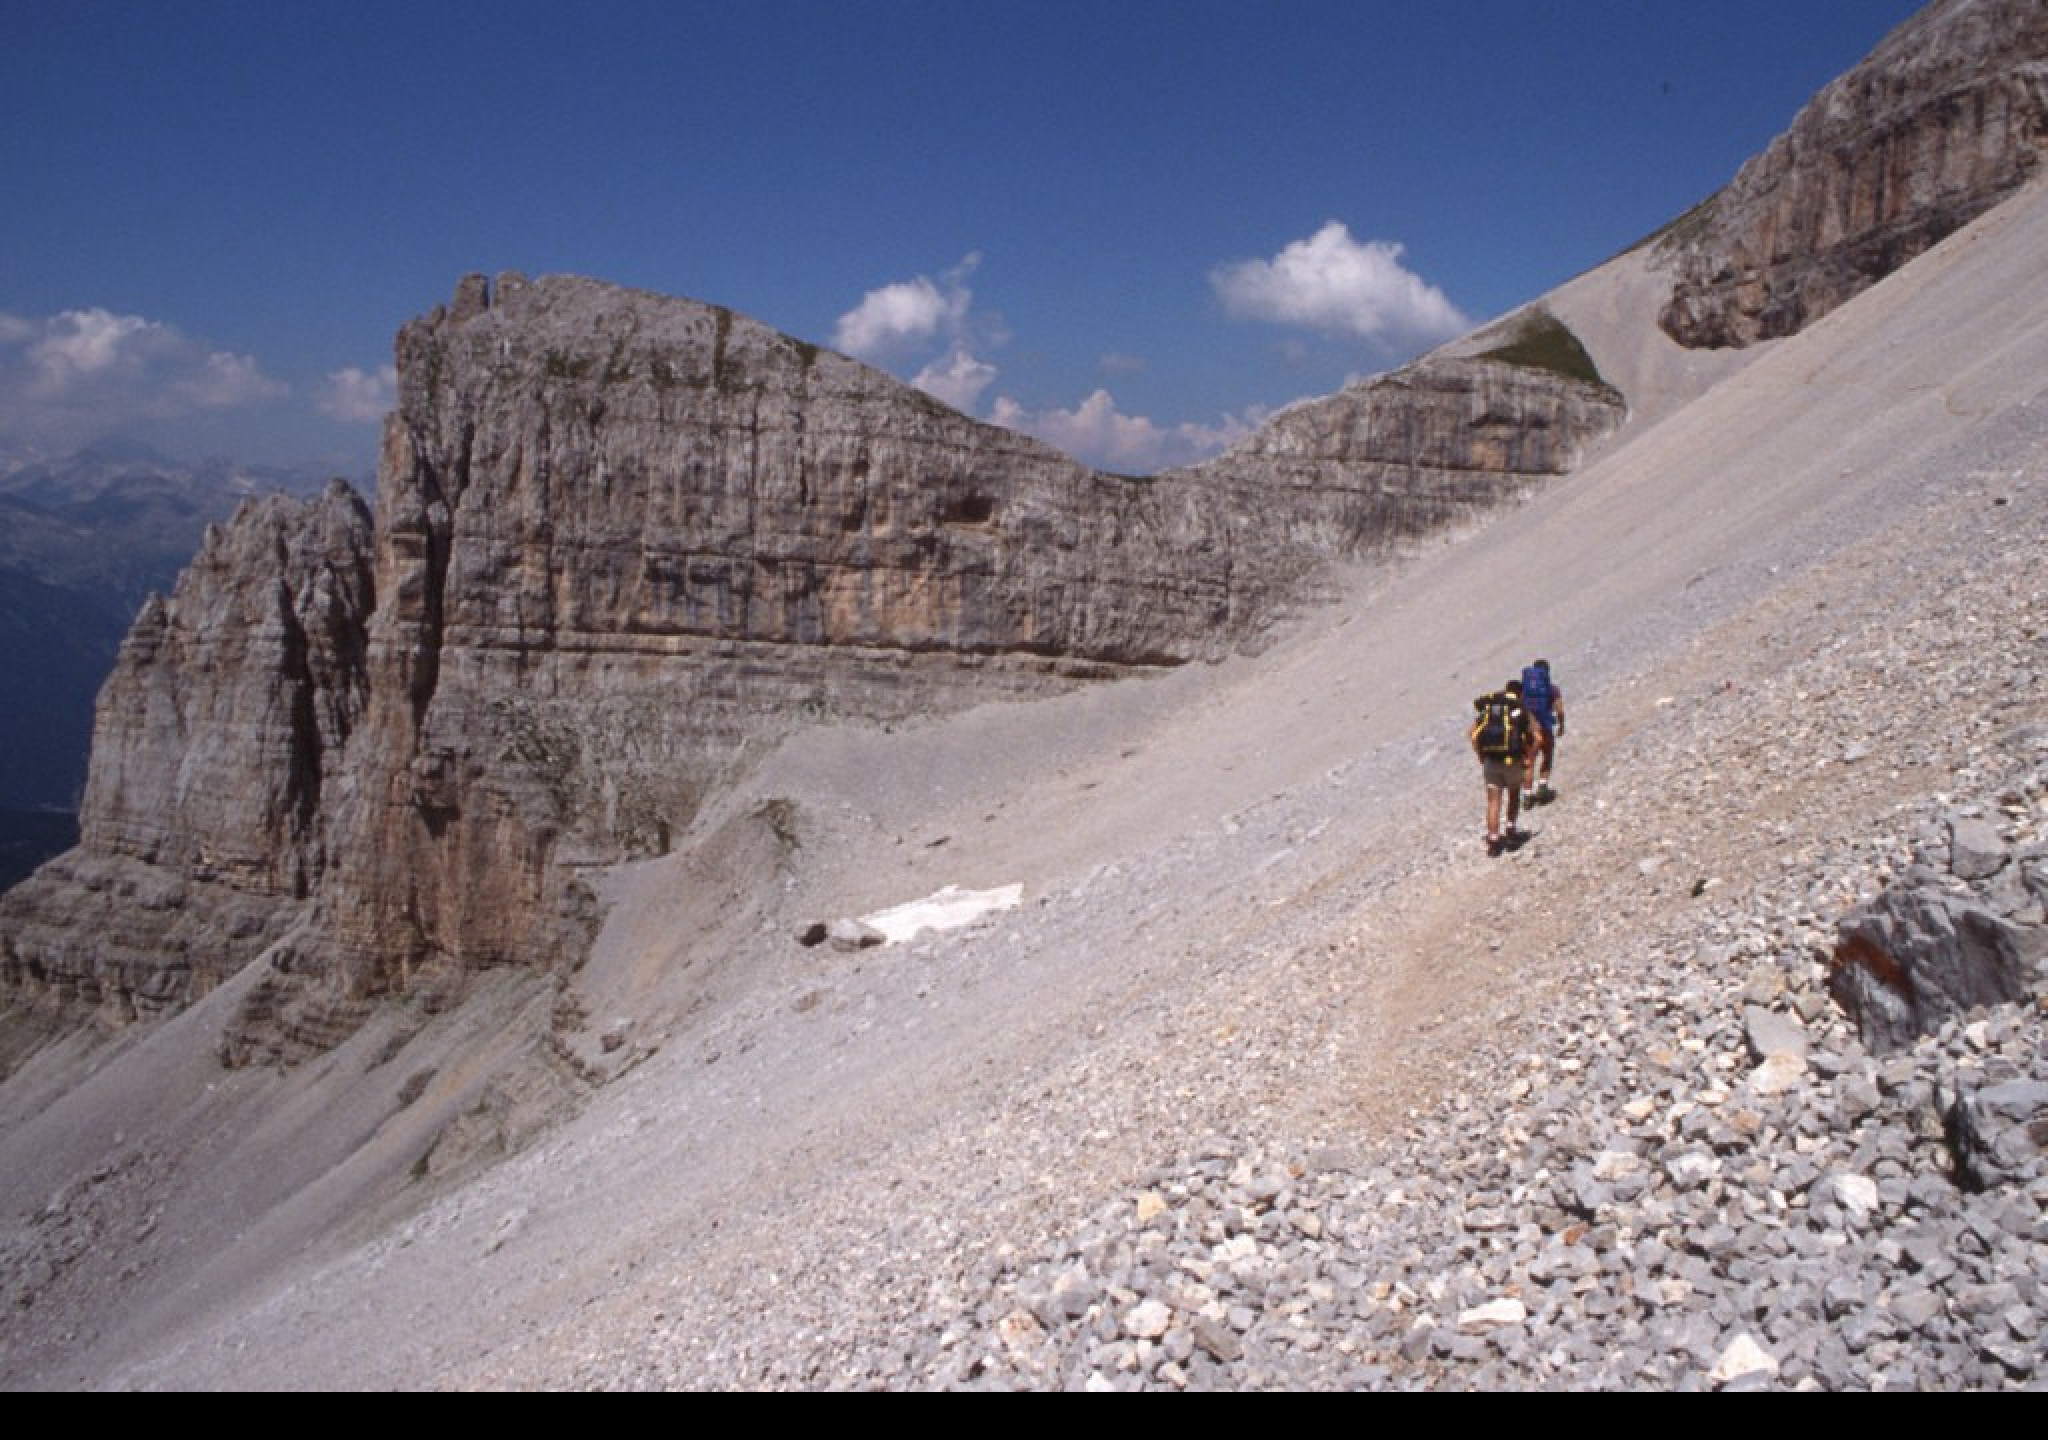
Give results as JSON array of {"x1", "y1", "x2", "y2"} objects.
[
  {"x1": 215, "y1": 275, "x2": 1620, "y2": 1063},
  {"x1": 218, "y1": 275, "x2": 1269, "y2": 1061},
  {"x1": 1657, "y1": 0, "x2": 2048, "y2": 348},
  {"x1": 1190, "y1": 308, "x2": 1625, "y2": 552},
  {"x1": 0, "y1": 481, "x2": 374, "y2": 1028},
  {"x1": 0, "y1": 448, "x2": 335, "y2": 821},
  {"x1": 1829, "y1": 824, "x2": 2048, "y2": 1055},
  {"x1": 78, "y1": 480, "x2": 375, "y2": 894},
  {"x1": 0, "y1": 271, "x2": 1621, "y2": 1066}
]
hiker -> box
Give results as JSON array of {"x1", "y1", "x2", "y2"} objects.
[
  {"x1": 1519, "y1": 658, "x2": 1566, "y2": 807},
  {"x1": 1471, "y1": 680, "x2": 1538, "y2": 857}
]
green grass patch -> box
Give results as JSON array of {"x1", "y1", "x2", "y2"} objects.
[{"x1": 1476, "y1": 310, "x2": 1616, "y2": 394}]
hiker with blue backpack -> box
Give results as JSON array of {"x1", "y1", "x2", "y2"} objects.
[{"x1": 1519, "y1": 659, "x2": 1565, "y2": 809}]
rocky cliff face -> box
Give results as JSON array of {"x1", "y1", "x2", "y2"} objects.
[
  {"x1": 1656, "y1": 0, "x2": 2048, "y2": 348},
  {"x1": 0, "y1": 447, "x2": 334, "y2": 824},
  {"x1": 220, "y1": 275, "x2": 1624, "y2": 1063},
  {"x1": 227, "y1": 274, "x2": 1290, "y2": 1062},
  {"x1": 0, "y1": 273, "x2": 1623, "y2": 1065},
  {"x1": 0, "y1": 481, "x2": 373, "y2": 1032},
  {"x1": 1187, "y1": 308, "x2": 1626, "y2": 553}
]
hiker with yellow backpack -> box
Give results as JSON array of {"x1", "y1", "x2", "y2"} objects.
[{"x1": 1471, "y1": 678, "x2": 1539, "y2": 857}]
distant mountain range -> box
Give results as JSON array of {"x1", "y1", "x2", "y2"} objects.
[{"x1": 0, "y1": 444, "x2": 337, "y2": 861}]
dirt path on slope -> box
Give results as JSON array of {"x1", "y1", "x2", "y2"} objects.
[{"x1": 1301, "y1": 467, "x2": 2045, "y2": 1153}]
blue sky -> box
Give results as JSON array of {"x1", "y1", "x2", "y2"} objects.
[{"x1": 1, "y1": 0, "x2": 1929, "y2": 478}]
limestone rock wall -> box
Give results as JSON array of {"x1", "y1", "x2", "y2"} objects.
[
  {"x1": 1188, "y1": 334, "x2": 1625, "y2": 555},
  {"x1": 78, "y1": 480, "x2": 375, "y2": 892},
  {"x1": 1657, "y1": 0, "x2": 2048, "y2": 348},
  {"x1": 387, "y1": 272, "x2": 1280, "y2": 671},
  {"x1": 271, "y1": 277, "x2": 1299, "y2": 1031},
  {"x1": 0, "y1": 481, "x2": 374, "y2": 1024},
  {"x1": 0, "y1": 274, "x2": 1633, "y2": 1064}
]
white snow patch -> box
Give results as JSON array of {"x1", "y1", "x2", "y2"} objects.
[{"x1": 859, "y1": 883, "x2": 1024, "y2": 944}]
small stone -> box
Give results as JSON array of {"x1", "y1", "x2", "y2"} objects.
[
  {"x1": 1667, "y1": 1150, "x2": 1720, "y2": 1190},
  {"x1": 1710, "y1": 1332, "x2": 1780, "y2": 1387},
  {"x1": 1458, "y1": 1297, "x2": 1529, "y2": 1334},
  {"x1": 826, "y1": 917, "x2": 886, "y2": 951},
  {"x1": 1192, "y1": 1315, "x2": 1244, "y2": 1363},
  {"x1": 1949, "y1": 816, "x2": 2009, "y2": 882},
  {"x1": 1835, "y1": 1072, "x2": 1883, "y2": 1124},
  {"x1": 1744, "y1": 1006, "x2": 1810, "y2": 1062},
  {"x1": 1124, "y1": 1298, "x2": 1172, "y2": 1340},
  {"x1": 1750, "y1": 1052, "x2": 1809, "y2": 1096},
  {"x1": 1888, "y1": 1288, "x2": 1944, "y2": 1332}
]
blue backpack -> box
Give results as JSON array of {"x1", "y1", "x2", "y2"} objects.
[{"x1": 1521, "y1": 664, "x2": 1555, "y2": 719}]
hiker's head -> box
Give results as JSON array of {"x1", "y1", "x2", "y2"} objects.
[
  {"x1": 1505, "y1": 679, "x2": 1523, "y2": 697},
  {"x1": 1534, "y1": 659, "x2": 1550, "y2": 673}
]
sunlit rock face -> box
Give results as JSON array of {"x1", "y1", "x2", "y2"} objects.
[
  {"x1": 0, "y1": 482, "x2": 373, "y2": 1028},
  {"x1": 1657, "y1": 0, "x2": 2048, "y2": 349},
  {"x1": 1, "y1": 270, "x2": 1624, "y2": 1064}
]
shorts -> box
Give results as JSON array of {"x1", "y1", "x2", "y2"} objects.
[{"x1": 1482, "y1": 758, "x2": 1524, "y2": 790}]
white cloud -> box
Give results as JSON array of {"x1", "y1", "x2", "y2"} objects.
[
  {"x1": 0, "y1": 307, "x2": 286, "y2": 451},
  {"x1": 990, "y1": 389, "x2": 1262, "y2": 474},
  {"x1": 834, "y1": 253, "x2": 981, "y2": 362},
  {"x1": 1211, "y1": 221, "x2": 1469, "y2": 347},
  {"x1": 831, "y1": 257, "x2": 1263, "y2": 471},
  {"x1": 836, "y1": 253, "x2": 1013, "y2": 421},
  {"x1": 27, "y1": 308, "x2": 157, "y2": 385},
  {"x1": 912, "y1": 346, "x2": 998, "y2": 414},
  {"x1": 834, "y1": 276, "x2": 954, "y2": 358},
  {"x1": 171, "y1": 349, "x2": 286, "y2": 410},
  {"x1": 316, "y1": 364, "x2": 398, "y2": 423}
]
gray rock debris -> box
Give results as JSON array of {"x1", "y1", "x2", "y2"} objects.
[{"x1": 856, "y1": 754, "x2": 2047, "y2": 1392}]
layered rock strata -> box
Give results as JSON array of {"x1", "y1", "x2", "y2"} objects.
[
  {"x1": 0, "y1": 482, "x2": 373, "y2": 1029},
  {"x1": 1190, "y1": 308, "x2": 1626, "y2": 553},
  {"x1": 228, "y1": 275, "x2": 1622, "y2": 1062},
  {"x1": 1656, "y1": 0, "x2": 2048, "y2": 348},
  {"x1": 0, "y1": 273, "x2": 1622, "y2": 1063}
]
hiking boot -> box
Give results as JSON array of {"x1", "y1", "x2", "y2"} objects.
[{"x1": 1486, "y1": 833, "x2": 1504, "y2": 857}]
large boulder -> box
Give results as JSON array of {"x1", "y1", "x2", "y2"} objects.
[{"x1": 1829, "y1": 884, "x2": 2047, "y2": 1053}]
